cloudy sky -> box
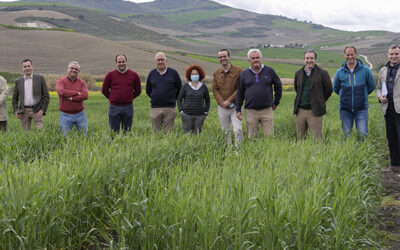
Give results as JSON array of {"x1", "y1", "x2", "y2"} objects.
[
  {"x1": 129, "y1": 0, "x2": 399, "y2": 32},
  {"x1": 1, "y1": 0, "x2": 398, "y2": 32}
]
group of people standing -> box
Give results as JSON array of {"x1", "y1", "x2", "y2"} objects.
[{"x1": 0, "y1": 45, "x2": 399, "y2": 172}]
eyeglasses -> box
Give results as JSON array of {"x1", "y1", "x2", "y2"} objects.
[{"x1": 69, "y1": 67, "x2": 80, "y2": 71}]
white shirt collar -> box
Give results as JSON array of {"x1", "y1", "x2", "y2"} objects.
[
  {"x1": 157, "y1": 66, "x2": 168, "y2": 75},
  {"x1": 189, "y1": 81, "x2": 203, "y2": 90}
]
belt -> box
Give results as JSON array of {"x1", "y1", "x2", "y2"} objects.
[{"x1": 24, "y1": 105, "x2": 34, "y2": 108}]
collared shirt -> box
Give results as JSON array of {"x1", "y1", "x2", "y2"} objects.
[
  {"x1": 304, "y1": 67, "x2": 313, "y2": 76},
  {"x1": 24, "y1": 74, "x2": 35, "y2": 106},
  {"x1": 189, "y1": 81, "x2": 203, "y2": 90},
  {"x1": 249, "y1": 64, "x2": 265, "y2": 83},
  {"x1": 249, "y1": 64, "x2": 265, "y2": 75},
  {"x1": 157, "y1": 66, "x2": 168, "y2": 76},
  {"x1": 221, "y1": 63, "x2": 231, "y2": 73}
]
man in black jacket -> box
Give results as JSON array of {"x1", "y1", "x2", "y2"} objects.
[{"x1": 293, "y1": 49, "x2": 332, "y2": 140}]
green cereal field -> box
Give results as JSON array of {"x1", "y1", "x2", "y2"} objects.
[{"x1": 0, "y1": 91, "x2": 387, "y2": 249}]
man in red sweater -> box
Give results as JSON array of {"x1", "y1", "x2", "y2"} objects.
[
  {"x1": 102, "y1": 54, "x2": 141, "y2": 133},
  {"x1": 56, "y1": 61, "x2": 89, "y2": 134}
]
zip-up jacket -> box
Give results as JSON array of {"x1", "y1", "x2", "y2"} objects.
[{"x1": 333, "y1": 59, "x2": 375, "y2": 112}]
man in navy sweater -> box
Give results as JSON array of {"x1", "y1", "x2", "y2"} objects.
[
  {"x1": 236, "y1": 49, "x2": 282, "y2": 140},
  {"x1": 146, "y1": 52, "x2": 182, "y2": 134}
]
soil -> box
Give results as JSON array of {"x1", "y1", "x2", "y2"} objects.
[{"x1": 378, "y1": 166, "x2": 400, "y2": 249}]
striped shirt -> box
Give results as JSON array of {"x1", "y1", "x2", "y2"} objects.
[{"x1": 24, "y1": 74, "x2": 35, "y2": 106}]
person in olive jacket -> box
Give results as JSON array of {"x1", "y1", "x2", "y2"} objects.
[{"x1": 293, "y1": 49, "x2": 333, "y2": 140}]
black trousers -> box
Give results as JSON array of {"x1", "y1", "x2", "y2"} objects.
[{"x1": 385, "y1": 102, "x2": 400, "y2": 166}]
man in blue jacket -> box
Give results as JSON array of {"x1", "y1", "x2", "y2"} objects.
[{"x1": 333, "y1": 45, "x2": 376, "y2": 139}]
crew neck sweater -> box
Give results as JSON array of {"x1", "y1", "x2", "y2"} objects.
[{"x1": 102, "y1": 69, "x2": 141, "y2": 106}]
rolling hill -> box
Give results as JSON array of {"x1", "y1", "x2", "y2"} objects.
[{"x1": 0, "y1": 0, "x2": 399, "y2": 76}]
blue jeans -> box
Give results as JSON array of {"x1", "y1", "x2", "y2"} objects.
[
  {"x1": 108, "y1": 104, "x2": 133, "y2": 133},
  {"x1": 339, "y1": 108, "x2": 368, "y2": 138},
  {"x1": 60, "y1": 110, "x2": 88, "y2": 135}
]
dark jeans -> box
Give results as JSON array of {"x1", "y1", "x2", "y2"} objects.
[
  {"x1": 385, "y1": 102, "x2": 400, "y2": 166},
  {"x1": 181, "y1": 113, "x2": 206, "y2": 134},
  {"x1": 0, "y1": 121, "x2": 6, "y2": 132},
  {"x1": 108, "y1": 104, "x2": 133, "y2": 133}
]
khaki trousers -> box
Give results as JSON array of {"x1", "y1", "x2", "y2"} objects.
[
  {"x1": 295, "y1": 108, "x2": 323, "y2": 140},
  {"x1": 245, "y1": 107, "x2": 274, "y2": 139},
  {"x1": 21, "y1": 108, "x2": 43, "y2": 130},
  {"x1": 217, "y1": 105, "x2": 243, "y2": 146},
  {"x1": 150, "y1": 107, "x2": 176, "y2": 134}
]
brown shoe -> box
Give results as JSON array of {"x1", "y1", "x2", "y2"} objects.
[{"x1": 391, "y1": 165, "x2": 400, "y2": 173}]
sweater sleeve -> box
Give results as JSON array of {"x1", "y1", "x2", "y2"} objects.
[
  {"x1": 236, "y1": 74, "x2": 245, "y2": 112},
  {"x1": 72, "y1": 80, "x2": 89, "y2": 102},
  {"x1": 146, "y1": 71, "x2": 152, "y2": 97},
  {"x1": 133, "y1": 74, "x2": 141, "y2": 99},
  {"x1": 272, "y1": 70, "x2": 282, "y2": 106},
  {"x1": 177, "y1": 84, "x2": 185, "y2": 112},
  {"x1": 102, "y1": 72, "x2": 111, "y2": 99},
  {"x1": 175, "y1": 71, "x2": 182, "y2": 99}
]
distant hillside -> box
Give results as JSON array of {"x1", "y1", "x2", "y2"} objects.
[
  {"x1": 3, "y1": 0, "x2": 398, "y2": 56},
  {"x1": 1, "y1": 0, "x2": 400, "y2": 74}
]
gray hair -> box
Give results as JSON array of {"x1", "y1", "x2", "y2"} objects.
[
  {"x1": 68, "y1": 61, "x2": 80, "y2": 69},
  {"x1": 304, "y1": 49, "x2": 317, "y2": 59},
  {"x1": 247, "y1": 49, "x2": 262, "y2": 59},
  {"x1": 155, "y1": 52, "x2": 167, "y2": 61}
]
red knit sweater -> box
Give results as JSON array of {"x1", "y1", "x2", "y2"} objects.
[
  {"x1": 56, "y1": 76, "x2": 88, "y2": 114},
  {"x1": 102, "y1": 69, "x2": 141, "y2": 106}
]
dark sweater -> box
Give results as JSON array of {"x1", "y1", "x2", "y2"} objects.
[
  {"x1": 177, "y1": 83, "x2": 210, "y2": 115},
  {"x1": 102, "y1": 69, "x2": 141, "y2": 106},
  {"x1": 236, "y1": 66, "x2": 282, "y2": 112},
  {"x1": 146, "y1": 68, "x2": 182, "y2": 108}
]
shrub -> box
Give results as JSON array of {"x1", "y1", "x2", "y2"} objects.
[{"x1": 44, "y1": 72, "x2": 98, "y2": 91}]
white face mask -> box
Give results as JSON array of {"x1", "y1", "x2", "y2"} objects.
[{"x1": 190, "y1": 74, "x2": 200, "y2": 82}]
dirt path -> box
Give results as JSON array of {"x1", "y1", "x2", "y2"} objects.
[{"x1": 378, "y1": 167, "x2": 400, "y2": 249}]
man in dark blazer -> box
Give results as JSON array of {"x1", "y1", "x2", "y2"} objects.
[
  {"x1": 12, "y1": 59, "x2": 50, "y2": 130},
  {"x1": 294, "y1": 49, "x2": 332, "y2": 140},
  {"x1": 293, "y1": 49, "x2": 333, "y2": 140}
]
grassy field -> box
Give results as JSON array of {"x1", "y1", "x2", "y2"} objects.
[{"x1": 0, "y1": 91, "x2": 387, "y2": 248}]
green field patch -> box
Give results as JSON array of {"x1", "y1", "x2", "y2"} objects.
[
  {"x1": 0, "y1": 93, "x2": 386, "y2": 248},
  {"x1": 165, "y1": 8, "x2": 232, "y2": 24}
]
